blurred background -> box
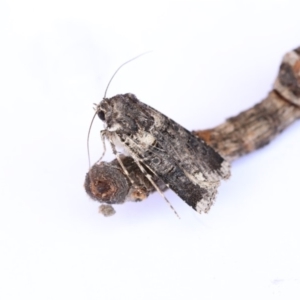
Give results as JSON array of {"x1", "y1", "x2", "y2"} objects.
[{"x1": 0, "y1": 1, "x2": 299, "y2": 299}]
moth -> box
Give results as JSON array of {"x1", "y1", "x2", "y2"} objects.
[{"x1": 87, "y1": 92, "x2": 230, "y2": 216}]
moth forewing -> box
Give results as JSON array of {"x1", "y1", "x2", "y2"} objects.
[{"x1": 97, "y1": 93, "x2": 231, "y2": 213}]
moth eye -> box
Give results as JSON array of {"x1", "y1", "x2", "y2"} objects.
[{"x1": 98, "y1": 110, "x2": 105, "y2": 121}]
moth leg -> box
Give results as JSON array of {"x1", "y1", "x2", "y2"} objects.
[
  {"x1": 104, "y1": 135, "x2": 136, "y2": 186},
  {"x1": 95, "y1": 130, "x2": 107, "y2": 165},
  {"x1": 129, "y1": 154, "x2": 180, "y2": 219}
]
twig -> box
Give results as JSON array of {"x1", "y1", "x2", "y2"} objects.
[{"x1": 85, "y1": 47, "x2": 300, "y2": 209}]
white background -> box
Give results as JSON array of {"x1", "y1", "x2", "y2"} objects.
[{"x1": 1, "y1": 1, "x2": 300, "y2": 299}]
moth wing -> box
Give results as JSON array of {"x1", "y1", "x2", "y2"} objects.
[
  {"x1": 115, "y1": 99, "x2": 230, "y2": 213},
  {"x1": 147, "y1": 118, "x2": 230, "y2": 213}
]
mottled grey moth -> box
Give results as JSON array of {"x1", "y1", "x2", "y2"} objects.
[{"x1": 88, "y1": 93, "x2": 230, "y2": 215}]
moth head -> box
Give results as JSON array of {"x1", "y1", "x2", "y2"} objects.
[
  {"x1": 97, "y1": 94, "x2": 139, "y2": 133},
  {"x1": 96, "y1": 99, "x2": 110, "y2": 123},
  {"x1": 95, "y1": 98, "x2": 118, "y2": 130}
]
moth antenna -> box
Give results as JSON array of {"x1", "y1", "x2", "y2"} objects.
[
  {"x1": 87, "y1": 110, "x2": 98, "y2": 169},
  {"x1": 103, "y1": 51, "x2": 151, "y2": 99}
]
